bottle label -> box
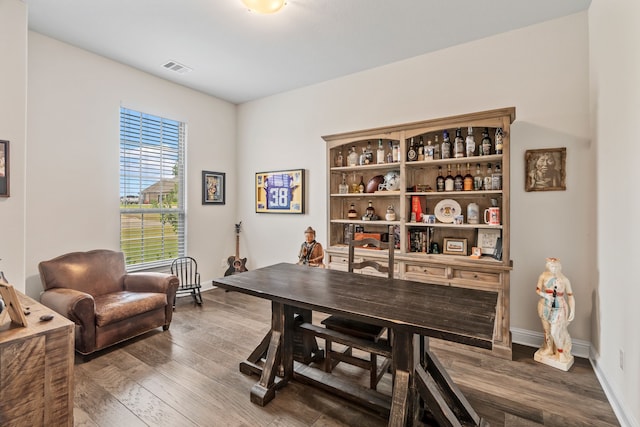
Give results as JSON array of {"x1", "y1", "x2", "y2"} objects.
[
  {"x1": 407, "y1": 148, "x2": 417, "y2": 161},
  {"x1": 445, "y1": 179, "x2": 454, "y2": 192},
  {"x1": 463, "y1": 177, "x2": 473, "y2": 191}
]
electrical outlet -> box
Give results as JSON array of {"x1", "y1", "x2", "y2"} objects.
[{"x1": 619, "y1": 349, "x2": 624, "y2": 370}]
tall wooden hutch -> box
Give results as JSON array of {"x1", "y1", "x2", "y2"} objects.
[{"x1": 323, "y1": 107, "x2": 515, "y2": 358}]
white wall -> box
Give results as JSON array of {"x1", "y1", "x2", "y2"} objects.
[
  {"x1": 25, "y1": 32, "x2": 238, "y2": 299},
  {"x1": 589, "y1": 1, "x2": 640, "y2": 426},
  {"x1": 238, "y1": 13, "x2": 594, "y2": 342},
  {"x1": 0, "y1": 0, "x2": 27, "y2": 287}
]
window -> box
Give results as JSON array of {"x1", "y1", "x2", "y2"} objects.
[{"x1": 119, "y1": 107, "x2": 186, "y2": 269}]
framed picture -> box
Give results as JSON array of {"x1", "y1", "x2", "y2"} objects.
[
  {"x1": 255, "y1": 169, "x2": 304, "y2": 214},
  {"x1": 202, "y1": 171, "x2": 225, "y2": 205},
  {"x1": 477, "y1": 229, "x2": 501, "y2": 255},
  {"x1": 443, "y1": 238, "x2": 467, "y2": 255},
  {"x1": 525, "y1": 147, "x2": 566, "y2": 192},
  {"x1": 0, "y1": 281, "x2": 28, "y2": 327},
  {"x1": 0, "y1": 140, "x2": 9, "y2": 197}
]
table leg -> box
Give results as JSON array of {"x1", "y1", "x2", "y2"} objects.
[
  {"x1": 248, "y1": 302, "x2": 295, "y2": 406},
  {"x1": 388, "y1": 330, "x2": 420, "y2": 427}
]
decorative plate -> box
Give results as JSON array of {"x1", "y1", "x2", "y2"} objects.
[{"x1": 434, "y1": 199, "x2": 462, "y2": 223}]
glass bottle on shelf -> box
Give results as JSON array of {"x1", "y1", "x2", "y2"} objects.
[
  {"x1": 465, "y1": 126, "x2": 475, "y2": 157},
  {"x1": 387, "y1": 141, "x2": 394, "y2": 163},
  {"x1": 441, "y1": 130, "x2": 451, "y2": 159},
  {"x1": 417, "y1": 136, "x2": 425, "y2": 161},
  {"x1": 481, "y1": 127, "x2": 492, "y2": 156},
  {"x1": 495, "y1": 128, "x2": 504, "y2": 154},
  {"x1": 463, "y1": 163, "x2": 473, "y2": 191},
  {"x1": 444, "y1": 164, "x2": 455, "y2": 191},
  {"x1": 364, "y1": 200, "x2": 376, "y2": 220},
  {"x1": 348, "y1": 145, "x2": 358, "y2": 166},
  {"x1": 484, "y1": 163, "x2": 493, "y2": 191},
  {"x1": 407, "y1": 137, "x2": 417, "y2": 162},
  {"x1": 392, "y1": 141, "x2": 400, "y2": 162},
  {"x1": 453, "y1": 128, "x2": 465, "y2": 158},
  {"x1": 358, "y1": 176, "x2": 365, "y2": 193},
  {"x1": 335, "y1": 149, "x2": 343, "y2": 167},
  {"x1": 350, "y1": 171, "x2": 359, "y2": 193},
  {"x1": 425, "y1": 138, "x2": 434, "y2": 160},
  {"x1": 433, "y1": 135, "x2": 441, "y2": 160},
  {"x1": 365, "y1": 141, "x2": 374, "y2": 164},
  {"x1": 454, "y1": 164, "x2": 464, "y2": 191},
  {"x1": 376, "y1": 139, "x2": 385, "y2": 164},
  {"x1": 359, "y1": 147, "x2": 367, "y2": 165},
  {"x1": 338, "y1": 173, "x2": 349, "y2": 194},
  {"x1": 436, "y1": 166, "x2": 445, "y2": 192},
  {"x1": 347, "y1": 203, "x2": 358, "y2": 219},
  {"x1": 492, "y1": 163, "x2": 503, "y2": 190},
  {"x1": 473, "y1": 163, "x2": 483, "y2": 191}
]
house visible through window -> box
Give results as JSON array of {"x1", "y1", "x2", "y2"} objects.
[{"x1": 119, "y1": 107, "x2": 186, "y2": 269}]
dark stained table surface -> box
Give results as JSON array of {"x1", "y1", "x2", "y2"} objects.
[{"x1": 213, "y1": 263, "x2": 498, "y2": 349}]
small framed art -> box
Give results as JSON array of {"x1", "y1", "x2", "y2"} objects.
[
  {"x1": 255, "y1": 169, "x2": 304, "y2": 214},
  {"x1": 525, "y1": 147, "x2": 566, "y2": 192},
  {"x1": 0, "y1": 140, "x2": 9, "y2": 197},
  {"x1": 443, "y1": 238, "x2": 468, "y2": 255},
  {"x1": 477, "y1": 229, "x2": 501, "y2": 255},
  {"x1": 202, "y1": 171, "x2": 225, "y2": 205}
]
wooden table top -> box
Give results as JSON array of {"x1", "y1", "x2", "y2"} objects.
[{"x1": 213, "y1": 263, "x2": 497, "y2": 349}]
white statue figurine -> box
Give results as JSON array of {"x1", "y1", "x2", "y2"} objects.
[{"x1": 534, "y1": 257, "x2": 576, "y2": 371}]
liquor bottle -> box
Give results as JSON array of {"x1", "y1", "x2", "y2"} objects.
[
  {"x1": 433, "y1": 135, "x2": 441, "y2": 160},
  {"x1": 453, "y1": 128, "x2": 465, "y2": 158},
  {"x1": 347, "y1": 203, "x2": 358, "y2": 219},
  {"x1": 425, "y1": 138, "x2": 434, "y2": 160},
  {"x1": 347, "y1": 145, "x2": 358, "y2": 166},
  {"x1": 463, "y1": 163, "x2": 473, "y2": 191},
  {"x1": 359, "y1": 147, "x2": 366, "y2": 165},
  {"x1": 365, "y1": 141, "x2": 374, "y2": 164},
  {"x1": 492, "y1": 163, "x2": 503, "y2": 190},
  {"x1": 387, "y1": 141, "x2": 394, "y2": 163},
  {"x1": 338, "y1": 173, "x2": 349, "y2": 194},
  {"x1": 358, "y1": 176, "x2": 365, "y2": 193},
  {"x1": 465, "y1": 126, "x2": 475, "y2": 157},
  {"x1": 454, "y1": 164, "x2": 464, "y2": 191},
  {"x1": 364, "y1": 200, "x2": 376, "y2": 220},
  {"x1": 436, "y1": 166, "x2": 445, "y2": 192},
  {"x1": 495, "y1": 128, "x2": 504, "y2": 154},
  {"x1": 407, "y1": 137, "x2": 417, "y2": 162},
  {"x1": 350, "y1": 171, "x2": 359, "y2": 193},
  {"x1": 335, "y1": 149, "x2": 343, "y2": 167},
  {"x1": 444, "y1": 164, "x2": 455, "y2": 192},
  {"x1": 441, "y1": 130, "x2": 451, "y2": 159},
  {"x1": 481, "y1": 127, "x2": 492, "y2": 156},
  {"x1": 417, "y1": 136, "x2": 425, "y2": 161},
  {"x1": 484, "y1": 163, "x2": 493, "y2": 191},
  {"x1": 377, "y1": 139, "x2": 385, "y2": 164},
  {"x1": 473, "y1": 163, "x2": 483, "y2": 191},
  {"x1": 392, "y1": 141, "x2": 400, "y2": 162}
]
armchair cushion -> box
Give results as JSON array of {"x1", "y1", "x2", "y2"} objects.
[{"x1": 38, "y1": 249, "x2": 179, "y2": 355}]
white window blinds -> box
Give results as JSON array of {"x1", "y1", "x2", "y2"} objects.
[{"x1": 119, "y1": 107, "x2": 186, "y2": 269}]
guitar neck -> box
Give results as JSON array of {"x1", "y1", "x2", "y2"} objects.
[{"x1": 235, "y1": 234, "x2": 240, "y2": 258}]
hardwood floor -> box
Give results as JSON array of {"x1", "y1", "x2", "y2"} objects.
[{"x1": 73, "y1": 288, "x2": 619, "y2": 427}]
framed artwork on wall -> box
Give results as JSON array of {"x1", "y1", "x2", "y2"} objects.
[
  {"x1": 202, "y1": 171, "x2": 225, "y2": 205},
  {"x1": 525, "y1": 147, "x2": 566, "y2": 192},
  {"x1": 255, "y1": 169, "x2": 304, "y2": 214},
  {"x1": 0, "y1": 140, "x2": 9, "y2": 197}
]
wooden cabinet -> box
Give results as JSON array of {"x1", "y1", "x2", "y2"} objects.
[
  {"x1": 323, "y1": 107, "x2": 515, "y2": 358},
  {"x1": 0, "y1": 292, "x2": 74, "y2": 426}
]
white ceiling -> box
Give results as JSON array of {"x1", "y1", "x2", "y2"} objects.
[{"x1": 25, "y1": 0, "x2": 591, "y2": 104}]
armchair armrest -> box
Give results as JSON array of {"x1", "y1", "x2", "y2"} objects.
[
  {"x1": 124, "y1": 272, "x2": 179, "y2": 294},
  {"x1": 40, "y1": 288, "x2": 96, "y2": 354}
]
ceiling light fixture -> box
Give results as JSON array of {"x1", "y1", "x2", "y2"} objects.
[{"x1": 241, "y1": 0, "x2": 286, "y2": 14}]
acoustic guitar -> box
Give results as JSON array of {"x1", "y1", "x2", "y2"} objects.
[{"x1": 225, "y1": 222, "x2": 248, "y2": 276}]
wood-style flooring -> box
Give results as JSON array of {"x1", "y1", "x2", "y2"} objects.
[{"x1": 73, "y1": 288, "x2": 619, "y2": 427}]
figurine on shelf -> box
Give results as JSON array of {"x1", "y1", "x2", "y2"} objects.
[
  {"x1": 297, "y1": 226, "x2": 324, "y2": 268},
  {"x1": 534, "y1": 257, "x2": 575, "y2": 371}
]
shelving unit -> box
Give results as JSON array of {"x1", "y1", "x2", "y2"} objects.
[{"x1": 322, "y1": 107, "x2": 515, "y2": 358}]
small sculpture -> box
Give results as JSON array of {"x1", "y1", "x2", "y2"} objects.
[
  {"x1": 297, "y1": 226, "x2": 324, "y2": 267},
  {"x1": 534, "y1": 257, "x2": 575, "y2": 371}
]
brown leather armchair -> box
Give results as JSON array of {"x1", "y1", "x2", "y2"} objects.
[{"x1": 38, "y1": 249, "x2": 179, "y2": 355}]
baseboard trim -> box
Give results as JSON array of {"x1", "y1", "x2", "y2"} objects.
[{"x1": 510, "y1": 327, "x2": 590, "y2": 358}]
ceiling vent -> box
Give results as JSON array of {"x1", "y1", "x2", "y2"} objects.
[{"x1": 162, "y1": 60, "x2": 192, "y2": 74}]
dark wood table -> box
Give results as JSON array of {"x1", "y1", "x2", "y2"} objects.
[{"x1": 213, "y1": 263, "x2": 497, "y2": 426}]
